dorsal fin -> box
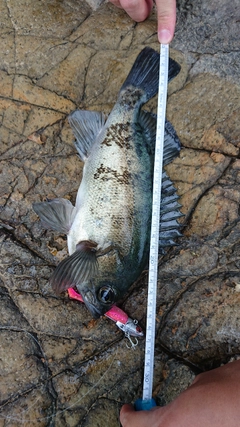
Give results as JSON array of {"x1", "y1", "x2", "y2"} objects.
[
  {"x1": 163, "y1": 120, "x2": 181, "y2": 165},
  {"x1": 159, "y1": 170, "x2": 183, "y2": 252},
  {"x1": 138, "y1": 111, "x2": 181, "y2": 164},
  {"x1": 68, "y1": 110, "x2": 105, "y2": 161}
]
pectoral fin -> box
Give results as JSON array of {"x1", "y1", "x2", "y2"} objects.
[
  {"x1": 33, "y1": 198, "x2": 76, "y2": 234},
  {"x1": 50, "y1": 240, "x2": 98, "y2": 294},
  {"x1": 68, "y1": 110, "x2": 105, "y2": 161}
]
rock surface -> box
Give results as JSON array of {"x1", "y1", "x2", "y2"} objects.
[{"x1": 0, "y1": 0, "x2": 240, "y2": 425}]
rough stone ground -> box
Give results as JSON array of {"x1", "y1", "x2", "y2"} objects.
[{"x1": 0, "y1": 0, "x2": 239, "y2": 425}]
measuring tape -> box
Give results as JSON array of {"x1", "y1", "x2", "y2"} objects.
[{"x1": 135, "y1": 44, "x2": 169, "y2": 410}]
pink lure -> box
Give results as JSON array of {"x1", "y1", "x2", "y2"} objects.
[{"x1": 68, "y1": 287, "x2": 144, "y2": 338}]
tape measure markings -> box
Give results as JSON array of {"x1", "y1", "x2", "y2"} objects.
[{"x1": 142, "y1": 44, "x2": 169, "y2": 402}]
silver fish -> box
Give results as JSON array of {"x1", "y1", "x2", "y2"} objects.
[{"x1": 33, "y1": 47, "x2": 182, "y2": 318}]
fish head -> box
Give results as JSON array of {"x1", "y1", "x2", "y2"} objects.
[
  {"x1": 77, "y1": 279, "x2": 121, "y2": 319},
  {"x1": 50, "y1": 240, "x2": 127, "y2": 318},
  {"x1": 75, "y1": 245, "x2": 127, "y2": 318}
]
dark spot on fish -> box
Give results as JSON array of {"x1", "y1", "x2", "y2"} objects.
[
  {"x1": 119, "y1": 169, "x2": 131, "y2": 184},
  {"x1": 110, "y1": 213, "x2": 134, "y2": 237},
  {"x1": 101, "y1": 122, "x2": 132, "y2": 149},
  {"x1": 111, "y1": 215, "x2": 126, "y2": 227},
  {"x1": 119, "y1": 87, "x2": 144, "y2": 109},
  {"x1": 94, "y1": 163, "x2": 131, "y2": 184},
  {"x1": 101, "y1": 138, "x2": 112, "y2": 147},
  {"x1": 94, "y1": 164, "x2": 106, "y2": 179}
]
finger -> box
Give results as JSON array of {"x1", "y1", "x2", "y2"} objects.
[
  {"x1": 156, "y1": 0, "x2": 176, "y2": 43},
  {"x1": 120, "y1": 404, "x2": 160, "y2": 427},
  {"x1": 118, "y1": 0, "x2": 153, "y2": 22}
]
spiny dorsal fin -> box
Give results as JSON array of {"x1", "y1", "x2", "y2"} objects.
[
  {"x1": 50, "y1": 240, "x2": 98, "y2": 294},
  {"x1": 163, "y1": 120, "x2": 181, "y2": 165},
  {"x1": 159, "y1": 170, "x2": 183, "y2": 252},
  {"x1": 138, "y1": 110, "x2": 156, "y2": 155},
  {"x1": 68, "y1": 110, "x2": 105, "y2": 161},
  {"x1": 33, "y1": 198, "x2": 76, "y2": 234}
]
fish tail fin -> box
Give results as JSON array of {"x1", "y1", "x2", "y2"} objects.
[
  {"x1": 120, "y1": 47, "x2": 181, "y2": 103},
  {"x1": 120, "y1": 47, "x2": 160, "y2": 102},
  {"x1": 168, "y1": 57, "x2": 181, "y2": 83}
]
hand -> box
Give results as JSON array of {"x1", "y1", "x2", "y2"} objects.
[
  {"x1": 108, "y1": 0, "x2": 176, "y2": 43},
  {"x1": 120, "y1": 360, "x2": 240, "y2": 427}
]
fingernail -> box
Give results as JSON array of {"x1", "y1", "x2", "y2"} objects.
[{"x1": 158, "y1": 29, "x2": 172, "y2": 44}]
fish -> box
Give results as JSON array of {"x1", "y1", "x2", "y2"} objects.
[{"x1": 33, "y1": 47, "x2": 183, "y2": 319}]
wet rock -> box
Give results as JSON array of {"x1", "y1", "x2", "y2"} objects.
[
  {"x1": 13, "y1": 75, "x2": 75, "y2": 113},
  {"x1": 0, "y1": 388, "x2": 53, "y2": 427},
  {"x1": 158, "y1": 274, "x2": 240, "y2": 366},
  {"x1": 156, "y1": 359, "x2": 196, "y2": 406},
  {"x1": 165, "y1": 148, "x2": 231, "y2": 222},
  {"x1": 189, "y1": 52, "x2": 240, "y2": 86},
  {"x1": 174, "y1": 0, "x2": 239, "y2": 54},
  {"x1": 160, "y1": 244, "x2": 219, "y2": 277},
  {"x1": 68, "y1": 3, "x2": 135, "y2": 50},
  {"x1": 167, "y1": 75, "x2": 240, "y2": 151},
  {"x1": 38, "y1": 45, "x2": 95, "y2": 104},
  {"x1": 6, "y1": 0, "x2": 91, "y2": 39},
  {"x1": 0, "y1": 71, "x2": 14, "y2": 98},
  {"x1": 0, "y1": 329, "x2": 43, "y2": 402}
]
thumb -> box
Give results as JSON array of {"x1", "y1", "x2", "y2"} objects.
[{"x1": 120, "y1": 403, "x2": 161, "y2": 427}]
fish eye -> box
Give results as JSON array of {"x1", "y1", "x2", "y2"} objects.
[{"x1": 97, "y1": 286, "x2": 115, "y2": 304}]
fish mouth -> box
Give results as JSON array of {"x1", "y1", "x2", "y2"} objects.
[{"x1": 81, "y1": 290, "x2": 107, "y2": 319}]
